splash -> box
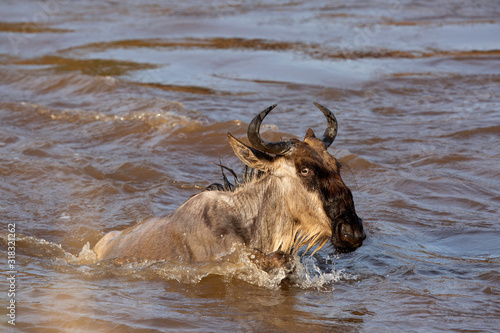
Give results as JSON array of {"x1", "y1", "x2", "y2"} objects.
[
  {"x1": 70, "y1": 243, "x2": 358, "y2": 290},
  {"x1": 293, "y1": 255, "x2": 359, "y2": 291},
  {"x1": 2, "y1": 232, "x2": 354, "y2": 290},
  {"x1": 67, "y1": 242, "x2": 293, "y2": 289}
]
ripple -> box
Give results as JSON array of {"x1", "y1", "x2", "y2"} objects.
[{"x1": 15, "y1": 56, "x2": 158, "y2": 76}]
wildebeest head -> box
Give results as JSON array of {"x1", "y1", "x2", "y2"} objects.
[{"x1": 228, "y1": 103, "x2": 365, "y2": 254}]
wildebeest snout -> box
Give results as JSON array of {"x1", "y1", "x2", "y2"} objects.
[{"x1": 339, "y1": 220, "x2": 366, "y2": 250}]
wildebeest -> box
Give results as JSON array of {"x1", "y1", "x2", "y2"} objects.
[{"x1": 92, "y1": 103, "x2": 365, "y2": 268}]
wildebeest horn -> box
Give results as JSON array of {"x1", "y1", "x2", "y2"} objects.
[
  {"x1": 247, "y1": 104, "x2": 296, "y2": 155},
  {"x1": 313, "y1": 102, "x2": 338, "y2": 148}
]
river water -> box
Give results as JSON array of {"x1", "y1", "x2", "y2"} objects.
[{"x1": 1, "y1": 0, "x2": 499, "y2": 332}]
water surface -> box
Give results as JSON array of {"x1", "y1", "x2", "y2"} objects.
[{"x1": 1, "y1": 0, "x2": 499, "y2": 332}]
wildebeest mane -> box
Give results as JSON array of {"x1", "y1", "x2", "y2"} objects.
[{"x1": 206, "y1": 164, "x2": 267, "y2": 193}]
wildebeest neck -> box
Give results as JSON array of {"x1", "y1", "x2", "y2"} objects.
[{"x1": 226, "y1": 173, "x2": 332, "y2": 255}]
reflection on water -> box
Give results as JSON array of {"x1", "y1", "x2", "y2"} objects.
[{"x1": 1, "y1": 0, "x2": 499, "y2": 332}]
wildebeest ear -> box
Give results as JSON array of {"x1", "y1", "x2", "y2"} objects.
[
  {"x1": 227, "y1": 133, "x2": 275, "y2": 172},
  {"x1": 304, "y1": 128, "x2": 316, "y2": 140}
]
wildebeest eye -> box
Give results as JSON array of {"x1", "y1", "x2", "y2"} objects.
[{"x1": 300, "y1": 168, "x2": 310, "y2": 176}]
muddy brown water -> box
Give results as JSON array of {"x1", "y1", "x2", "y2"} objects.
[{"x1": 1, "y1": 1, "x2": 500, "y2": 332}]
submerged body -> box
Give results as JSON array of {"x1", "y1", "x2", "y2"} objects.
[{"x1": 93, "y1": 103, "x2": 365, "y2": 263}]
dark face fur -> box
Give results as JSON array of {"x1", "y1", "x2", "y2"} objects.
[{"x1": 289, "y1": 131, "x2": 365, "y2": 252}]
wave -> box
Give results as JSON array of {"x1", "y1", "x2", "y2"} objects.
[
  {"x1": 441, "y1": 124, "x2": 500, "y2": 139},
  {"x1": 135, "y1": 81, "x2": 246, "y2": 96},
  {"x1": 0, "y1": 68, "x2": 120, "y2": 95},
  {"x1": 60, "y1": 37, "x2": 302, "y2": 54},
  {"x1": 58, "y1": 37, "x2": 500, "y2": 61},
  {"x1": 379, "y1": 19, "x2": 498, "y2": 27},
  {"x1": 0, "y1": 21, "x2": 72, "y2": 33},
  {"x1": 0, "y1": 66, "x2": 236, "y2": 102},
  {"x1": 6, "y1": 100, "x2": 197, "y2": 130},
  {"x1": 15, "y1": 56, "x2": 158, "y2": 77}
]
